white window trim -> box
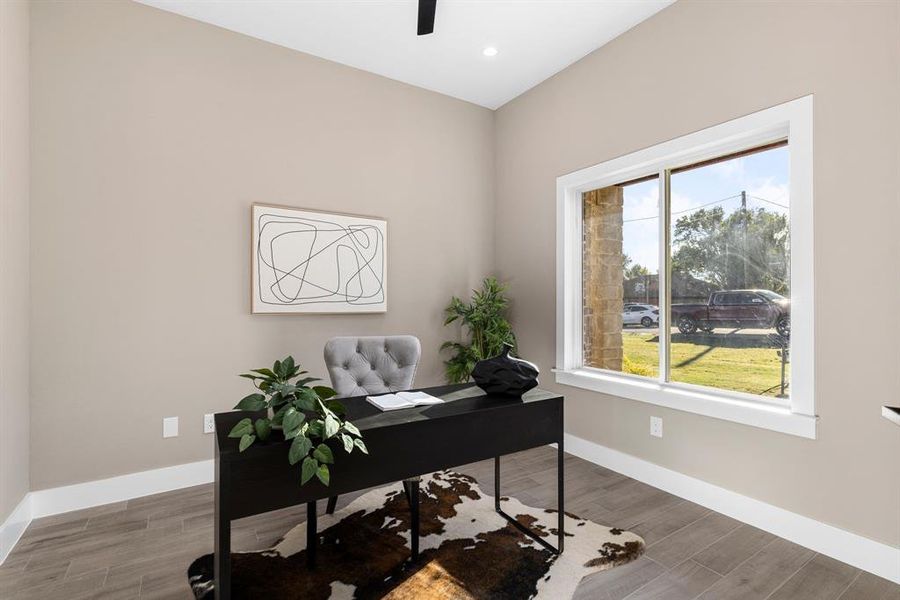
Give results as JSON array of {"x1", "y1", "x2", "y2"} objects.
[{"x1": 555, "y1": 96, "x2": 816, "y2": 439}]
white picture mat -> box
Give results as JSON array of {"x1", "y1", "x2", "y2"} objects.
[{"x1": 251, "y1": 204, "x2": 387, "y2": 313}]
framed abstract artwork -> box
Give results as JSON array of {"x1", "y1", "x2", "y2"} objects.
[{"x1": 251, "y1": 203, "x2": 387, "y2": 314}]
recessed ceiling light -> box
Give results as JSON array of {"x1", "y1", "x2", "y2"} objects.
[{"x1": 482, "y1": 47, "x2": 498, "y2": 57}]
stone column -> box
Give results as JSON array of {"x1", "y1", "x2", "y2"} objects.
[{"x1": 582, "y1": 186, "x2": 624, "y2": 370}]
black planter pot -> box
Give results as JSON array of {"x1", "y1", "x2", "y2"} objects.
[{"x1": 471, "y1": 344, "x2": 539, "y2": 397}]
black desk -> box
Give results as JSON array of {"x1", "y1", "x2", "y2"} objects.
[{"x1": 214, "y1": 383, "x2": 565, "y2": 599}]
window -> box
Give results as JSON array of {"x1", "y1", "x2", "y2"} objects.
[
  {"x1": 582, "y1": 175, "x2": 659, "y2": 375},
  {"x1": 668, "y1": 144, "x2": 791, "y2": 397},
  {"x1": 556, "y1": 97, "x2": 815, "y2": 438}
]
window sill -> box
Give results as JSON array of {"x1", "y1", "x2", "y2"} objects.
[{"x1": 553, "y1": 368, "x2": 817, "y2": 439}]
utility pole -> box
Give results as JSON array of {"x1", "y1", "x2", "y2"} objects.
[
  {"x1": 645, "y1": 273, "x2": 650, "y2": 304},
  {"x1": 741, "y1": 190, "x2": 748, "y2": 288}
]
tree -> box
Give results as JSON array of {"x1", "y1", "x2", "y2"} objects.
[
  {"x1": 671, "y1": 206, "x2": 790, "y2": 294},
  {"x1": 623, "y1": 254, "x2": 650, "y2": 281}
]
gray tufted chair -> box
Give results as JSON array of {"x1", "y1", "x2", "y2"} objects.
[
  {"x1": 323, "y1": 336, "x2": 421, "y2": 514},
  {"x1": 324, "y1": 336, "x2": 421, "y2": 398}
]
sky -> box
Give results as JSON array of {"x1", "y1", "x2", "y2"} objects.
[{"x1": 621, "y1": 145, "x2": 790, "y2": 273}]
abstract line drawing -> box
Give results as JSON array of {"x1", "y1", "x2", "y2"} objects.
[{"x1": 251, "y1": 204, "x2": 387, "y2": 314}]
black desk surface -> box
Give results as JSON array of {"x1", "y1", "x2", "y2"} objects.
[{"x1": 215, "y1": 383, "x2": 562, "y2": 460}]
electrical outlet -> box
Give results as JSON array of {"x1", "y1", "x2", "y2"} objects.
[
  {"x1": 163, "y1": 416, "x2": 179, "y2": 438},
  {"x1": 204, "y1": 414, "x2": 215, "y2": 434},
  {"x1": 650, "y1": 416, "x2": 663, "y2": 438}
]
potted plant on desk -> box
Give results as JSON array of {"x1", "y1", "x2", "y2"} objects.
[{"x1": 228, "y1": 356, "x2": 367, "y2": 487}]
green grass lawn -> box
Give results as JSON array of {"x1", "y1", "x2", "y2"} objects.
[{"x1": 622, "y1": 333, "x2": 789, "y2": 398}]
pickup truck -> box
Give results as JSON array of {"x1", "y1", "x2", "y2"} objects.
[{"x1": 671, "y1": 290, "x2": 790, "y2": 336}]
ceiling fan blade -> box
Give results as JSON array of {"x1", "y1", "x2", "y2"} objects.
[{"x1": 417, "y1": 0, "x2": 436, "y2": 35}]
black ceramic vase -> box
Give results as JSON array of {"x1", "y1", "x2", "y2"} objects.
[{"x1": 471, "y1": 344, "x2": 539, "y2": 397}]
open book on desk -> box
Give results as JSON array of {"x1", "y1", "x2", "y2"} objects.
[{"x1": 366, "y1": 391, "x2": 444, "y2": 412}]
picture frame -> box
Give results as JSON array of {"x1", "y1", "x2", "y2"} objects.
[{"x1": 251, "y1": 203, "x2": 387, "y2": 314}]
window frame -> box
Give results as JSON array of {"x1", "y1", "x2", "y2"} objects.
[{"x1": 555, "y1": 96, "x2": 816, "y2": 439}]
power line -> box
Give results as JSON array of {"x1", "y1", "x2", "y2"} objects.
[
  {"x1": 622, "y1": 194, "x2": 742, "y2": 224},
  {"x1": 621, "y1": 193, "x2": 788, "y2": 224},
  {"x1": 748, "y1": 195, "x2": 789, "y2": 209},
  {"x1": 674, "y1": 193, "x2": 743, "y2": 216},
  {"x1": 621, "y1": 214, "x2": 660, "y2": 223}
]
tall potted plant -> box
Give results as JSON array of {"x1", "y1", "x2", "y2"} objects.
[
  {"x1": 441, "y1": 277, "x2": 517, "y2": 383},
  {"x1": 228, "y1": 356, "x2": 367, "y2": 486}
]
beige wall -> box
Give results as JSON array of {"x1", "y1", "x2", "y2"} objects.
[
  {"x1": 494, "y1": 0, "x2": 900, "y2": 547},
  {"x1": 29, "y1": 0, "x2": 494, "y2": 489},
  {"x1": 0, "y1": 0, "x2": 31, "y2": 524}
]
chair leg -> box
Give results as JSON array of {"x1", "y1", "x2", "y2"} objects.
[{"x1": 326, "y1": 495, "x2": 338, "y2": 515}]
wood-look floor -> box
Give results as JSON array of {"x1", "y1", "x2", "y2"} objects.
[{"x1": 1, "y1": 447, "x2": 897, "y2": 600}]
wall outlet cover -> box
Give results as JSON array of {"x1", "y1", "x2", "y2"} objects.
[
  {"x1": 204, "y1": 414, "x2": 215, "y2": 434},
  {"x1": 650, "y1": 416, "x2": 663, "y2": 438},
  {"x1": 163, "y1": 416, "x2": 179, "y2": 438}
]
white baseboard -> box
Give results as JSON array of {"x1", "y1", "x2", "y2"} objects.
[
  {"x1": 0, "y1": 493, "x2": 32, "y2": 565},
  {"x1": 30, "y1": 459, "x2": 214, "y2": 519},
  {"x1": 0, "y1": 459, "x2": 214, "y2": 564},
  {"x1": 564, "y1": 433, "x2": 900, "y2": 584}
]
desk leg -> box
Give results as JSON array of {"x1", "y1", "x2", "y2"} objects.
[
  {"x1": 409, "y1": 479, "x2": 420, "y2": 560},
  {"x1": 494, "y1": 454, "x2": 562, "y2": 555},
  {"x1": 494, "y1": 455, "x2": 501, "y2": 511},
  {"x1": 214, "y1": 458, "x2": 231, "y2": 600},
  {"x1": 402, "y1": 480, "x2": 411, "y2": 504},
  {"x1": 557, "y1": 436, "x2": 565, "y2": 554},
  {"x1": 306, "y1": 501, "x2": 317, "y2": 568}
]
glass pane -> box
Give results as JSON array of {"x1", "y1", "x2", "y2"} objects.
[
  {"x1": 583, "y1": 176, "x2": 660, "y2": 377},
  {"x1": 669, "y1": 145, "x2": 791, "y2": 398}
]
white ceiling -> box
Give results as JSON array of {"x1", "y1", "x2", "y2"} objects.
[{"x1": 137, "y1": 0, "x2": 673, "y2": 109}]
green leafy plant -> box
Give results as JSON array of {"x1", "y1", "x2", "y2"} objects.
[
  {"x1": 440, "y1": 277, "x2": 517, "y2": 383},
  {"x1": 228, "y1": 356, "x2": 367, "y2": 486}
]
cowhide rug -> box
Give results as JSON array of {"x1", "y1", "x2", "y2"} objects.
[{"x1": 188, "y1": 470, "x2": 644, "y2": 599}]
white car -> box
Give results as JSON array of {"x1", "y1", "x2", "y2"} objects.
[{"x1": 623, "y1": 304, "x2": 659, "y2": 328}]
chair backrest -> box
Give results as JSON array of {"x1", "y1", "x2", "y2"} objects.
[{"x1": 324, "y1": 336, "x2": 421, "y2": 398}]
